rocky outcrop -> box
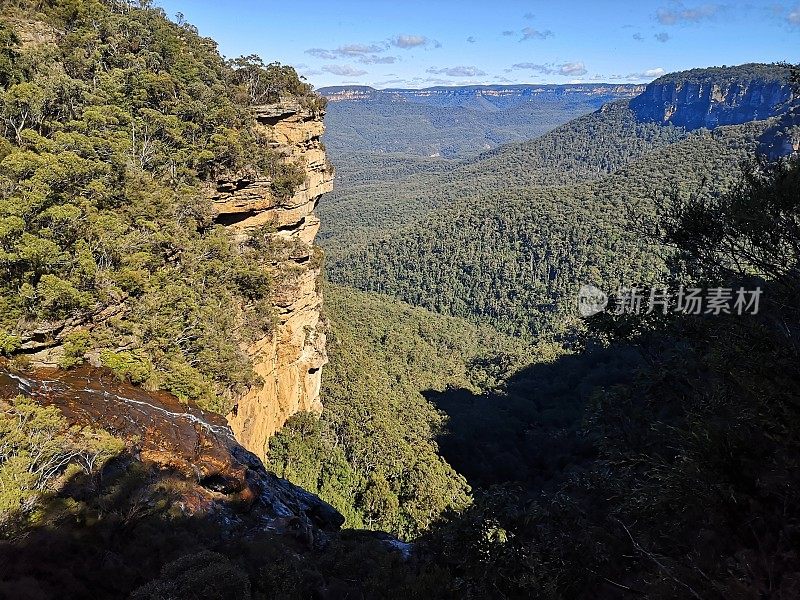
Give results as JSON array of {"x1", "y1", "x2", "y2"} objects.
[
  {"x1": 758, "y1": 106, "x2": 800, "y2": 160},
  {"x1": 630, "y1": 67, "x2": 795, "y2": 130},
  {"x1": 208, "y1": 100, "x2": 333, "y2": 456},
  {"x1": 0, "y1": 363, "x2": 344, "y2": 534}
]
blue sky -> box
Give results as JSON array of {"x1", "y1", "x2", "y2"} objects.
[{"x1": 157, "y1": 0, "x2": 799, "y2": 89}]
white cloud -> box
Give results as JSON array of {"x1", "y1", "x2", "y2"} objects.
[
  {"x1": 625, "y1": 67, "x2": 666, "y2": 80},
  {"x1": 559, "y1": 62, "x2": 587, "y2": 76},
  {"x1": 654, "y1": 32, "x2": 671, "y2": 42},
  {"x1": 789, "y1": 6, "x2": 800, "y2": 26},
  {"x1": 512, "y1": 62, "x2": 588, "y2": 77},
  {"x1": 322, "y1": 65, "x2": 368, "y2": 77},
  {"x1": 512, "y1": 63, "x2": 555, "y2": 74},
  {"x1": 336, "y1": 43, "x2": 386, "y2": 56},
  {"x1": 391, "y1": 35, "x2": 431, "y2": 48},
  {"x1": 305, "y1": 48, "x2": 338, "y2": 60},
  {"x1": 359, "y1": 55, "x2": 397, "y2": 64},
  {"x1": 656, "y1": 3, "x2": 722, "y2": 25},
  {"x1": 426, "y1": 66, "x2": 487, "y2": 77},
  {"x1": 520, "y1": 27, "x2": 554, "y2": 40}
]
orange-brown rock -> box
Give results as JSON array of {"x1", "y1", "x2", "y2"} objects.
[
  {"x1": 208, "y1": 100, "x2": 333, "y2": 456},
  {"x1": 0, "y1": 363, "x2": 344, "y2": 530}
]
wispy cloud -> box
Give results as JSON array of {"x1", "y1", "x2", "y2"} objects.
[
  {"x1": 322, "y1": 64, "x2": 368, "y2": 77},
  {"x1": 559, "y1": 61, "x2": 587, "y2": 76},
  {"x1": 426, "y1": 66, "x2": 487, "y2": 77},
  {"x1": 633, "y1": 33, "x2": 644, "y2": 41},
  {"x1": 336, "y1": 43, "x2": 386, "y2": 56},
  {"x1": 305, "y1": 48, "x2": 338, "y2": 60},
  {"x1": 467, "y1": 36, "x2": 477, "y2": 43},
  {"x1": 524, "y1": 12, "x2": 536, "y2": 20},
  {"x1": 359, "y1": 55, "x2": 398, "y2": 64},
  {"x1": 626, "y1": 67, "x2": 666, "y2": 80},
  {"x1": 391, "y1": 34, "x2": 437, "y2": 49},
  {"x1": 656, "y1": 3, "x2": 722, "y2": 25},
  {"x1": 788, "y1": 5, "x2": 800, "y2": 26},
  {"x1": 512, "y1": 63, "x2": 555, "y2": 74},
  {"x1": 305, "y1": 42, "x2": 400, "y2": 65},
  {"x1": 655, "y1": 32, "x2": 671, "y2": 42},
  {"x1": 520, "y1": 27, "x2": 554, "y2": 40},
  {"x1": 502, "y1": 30, "x2": 516, "y2": 37},
  {"x1": 511, "y1": 62, "x2": 587, "y2": 76}
]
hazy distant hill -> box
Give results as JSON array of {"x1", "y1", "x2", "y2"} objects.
[
  {"x1": 322, "y1": 64, "x2": 796, "y2": 337},
  {"x1": 319, "y1": 83, "x2": 645, "y2": 108},
  {"x1": 320, "y1": 83, "x2": 644, "y2": 158}
]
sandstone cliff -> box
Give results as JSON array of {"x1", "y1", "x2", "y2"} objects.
[
  {"x1": 630, "y1": 65, "x2": 795, "y2": 130},
  {"x1": 208, "y1": 101, "x2": 333, "y2": 455},
  {"x1": 0, "y1": 363, "x2": 344, "y2": 536}
]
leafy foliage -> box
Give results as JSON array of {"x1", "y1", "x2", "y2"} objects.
[
  {"x1": 266, "y1": 284, "x2": 535, "y2": 539},
  {"x1": 0, "y1": 395, "x2": 123, "y2": 537},
  {"x1": 0, "y1": 1, "x2": 321, "y2": 411}
]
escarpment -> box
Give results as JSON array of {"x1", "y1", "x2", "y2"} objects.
[
  {"x1": 630, "y1": 65, "x2": 795, "y2": 129},
  {"x1": 0, "y1": 364, "x2": 345, "y2": 535},
  {"x1": 208, "y1": 100, "x2": 334, "y2": 455}
]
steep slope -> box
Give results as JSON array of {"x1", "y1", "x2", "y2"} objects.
[
  {"x1": 0, "y1": 3, "x2": 331, "y2": 458},
  {"x1": 0, "y1": 363, "x2": 343, "y2": 532},
  {"x1": 265, "y1": 283, "x2": 532, "y2": 538},
  {"x1": 208, "y1": 101, "x2": 333, "y2": 454},
  {"x1": 328, "y1": 120, "x2": 769, "y2": 337},
  {"x1": 630, "y1": 63, "x2": 794, "y2": 128},
  {"x1": 319, "y1": 103, "x2": 686, "y2": 257}
]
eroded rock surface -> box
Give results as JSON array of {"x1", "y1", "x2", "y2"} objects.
[
  {"x1": 631, "y1": 77, "x2": 795, "y2": 130},
  {"x1": 208, "y1": 100, "x2": 333, "y2": 455},
  {"x1": 0, "y1": 364, "x2": 344, "y2": 533}
]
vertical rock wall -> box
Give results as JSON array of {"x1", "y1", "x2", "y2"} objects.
[{"x1": 209, "y1": 101, "x2": 333, "y2": 455}]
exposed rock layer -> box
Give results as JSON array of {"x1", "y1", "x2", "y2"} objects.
[
  {"x1": 0, "y1": 363, "x2": 344, "y2": 533},
  {"x1": 630, "y1": 79, "x2": 795, "y2": 130},
  {"x1": 208, "y1": 101, "x2": 333, "y2": 455}
]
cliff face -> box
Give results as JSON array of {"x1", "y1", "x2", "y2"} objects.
[
  {"x1": 0, "y1": 363, "x2": 344, "y2": 535},
  {"x1": 630, "y1": 78, "x2": 795, "y2": 130},
  {"x1": 320, "y1": 83, "x2": 646, "y2": 105},
  {"x1": 208, "y1": 101, "x2": 333, "y2": 455}
]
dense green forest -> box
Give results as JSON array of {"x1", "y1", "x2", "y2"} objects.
[
  {"x1": 319, "y1": 102, "x2": 687, "y2": 256},
  {"x1": 328, "y1": 119, "x2": 766, "y2": 337},
  {"x1": 267, "y1": 283, "x2": 534, "y2": 539},
  {"x1": 0, "y1": 0, "x2": 321, "y2": 412}
]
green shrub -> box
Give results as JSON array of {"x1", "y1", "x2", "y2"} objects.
[
  {"x1": 99, "y1": 350, "x2": 155, "y2": 386},
  {"x1": 58, "y1": 329, "x2": 92, "y2": 368},
  {"x1": 0, "y1": 331, "x2": 20, "y2": 356}
]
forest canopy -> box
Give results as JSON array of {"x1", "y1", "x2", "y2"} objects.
[{"x1": 0, "y1": 0, "x2": 322, "y2": 412}]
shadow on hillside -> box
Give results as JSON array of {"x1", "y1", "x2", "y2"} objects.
[
  {"x1": 424, "y1": 344, "x2": 645, "y2": 490},
  {"x1": 0, "y1": 452, "x2": 413, "y2": 600}
]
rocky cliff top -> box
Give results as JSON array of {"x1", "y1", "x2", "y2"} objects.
[
  {"x1": 0, "y1": 363, "x2": 344, "y2": 535},
  {"x1": 629, "y1": 63, "x2": 796, "y2": 130}
]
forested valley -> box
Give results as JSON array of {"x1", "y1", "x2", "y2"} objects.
[{"x1": 0, "y1": 1, "x2": 798, "y2": 598}]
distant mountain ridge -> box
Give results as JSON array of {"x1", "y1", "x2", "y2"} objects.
[{"x1": 319, "y1": 83, "x2": 646, "y2": 110}]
